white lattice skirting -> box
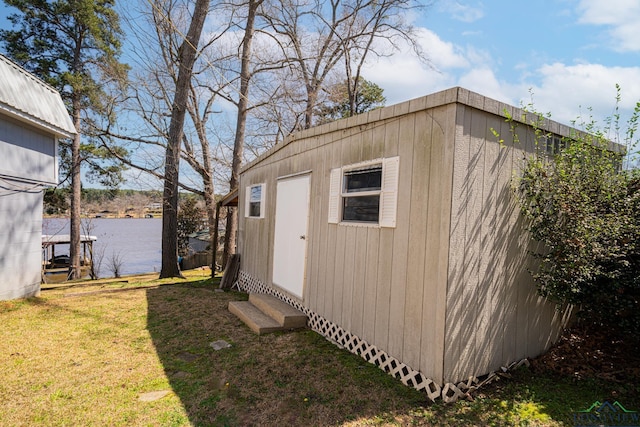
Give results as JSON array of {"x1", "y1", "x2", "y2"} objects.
[{"x1": 235, "y1": 270, "x2": 529, "y2": 403}]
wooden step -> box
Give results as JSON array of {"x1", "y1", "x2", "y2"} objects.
[
  {"x1": 249, "y1": 293, "x2": 307, "y2": 329},
  {"x1": 228, "y1": 301, "x2": 283, "y2": 335}
]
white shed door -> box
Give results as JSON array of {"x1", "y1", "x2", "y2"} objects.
[{"x1": 272, "y1": 174, "x2": 311, "y2": 299}]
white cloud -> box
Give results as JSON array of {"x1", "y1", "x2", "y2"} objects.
[
  {"x1": 511, "y1": 62, "x2": 640, "y2": 130},
  {"x1": 419, "y1": 29, "x2": 470, "y2": 70},
  {"x1": 458, "y1": 67, "x2": 513, "y2": 104},
  {"x1": 363, "y1": 28, "x2": 519, "y2": 108},
  {"x1": 461, "y1": 30, "x2": 483, "y2": 37},
  {"x1": 363, "y1": 57, "x2": 454, "y2": 105},
  {"x1": 577, "y1": 0, "x2": 640, "y2": 52},
  {"x1": 363, "y1": 28, "x2": 471, "y2": 104},
  {"x1": 364, "y1": 21, "x2": 640, "y2": 140},
  {"x1": 439, "y1": 0, "x2": 485, "y2": 23}
]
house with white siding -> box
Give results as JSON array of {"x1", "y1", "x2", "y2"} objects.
[
  {"x1": 0, "y1": 54, "x2": 75, "y2": 300},
  {"x1": 231, "y1": 87, "x2": 575, "y2": 401}
]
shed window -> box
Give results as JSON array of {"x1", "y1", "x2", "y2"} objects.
[
  {"x1": 245, "y1": 183, "x2": 265, "y2": 218},
  {"x1": 328, "y1": 157, "x2": 399, "y2": 227},
  {"x1": 543, "y1": 135, "x2": 567, "y2": 156},
  {"x1": 342, "y1": 166, "x2": 382, "y2": 222}
]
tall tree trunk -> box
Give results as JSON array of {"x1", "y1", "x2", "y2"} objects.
[
  {"x1": 344, "y1": 51, "x2": 356, "y2": 117},
  {"x1": 222, "y1": 206, "x2": 236, "y2": 268},
  {"x1": 304, "y1": 86, "x2": 318, "y2": 129},
  {"x1": 189, "y1": 96, "x2": 217, "y2": 272},
  {"x1": 201, "y1": 148, "x2": 216, "y2": 245},
  {"x1": 223, "y1": 0, "x2": 260, "y2": 267},
  {"x1": 68, "y1": 101, "x2": 82, "y2": 279},
  {"x1": 199, "y1": 128, "x2": 217, "y2": 269},
  {"x1": 160, "y1": 0, "x2": 210, "y2": 278}
]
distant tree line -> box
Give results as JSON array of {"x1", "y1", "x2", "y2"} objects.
[{"x1": 43, "y1": 187, "x2": 206, "y2": 216}]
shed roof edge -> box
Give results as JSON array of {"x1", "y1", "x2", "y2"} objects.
[{"x1": 240, "y1": 86, "x2": 621, "y2": 173}]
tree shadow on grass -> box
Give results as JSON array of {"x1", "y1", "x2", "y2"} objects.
[
  {"x1": 145, "y1": 281, "x2": 640, "y2": 426},
  {"x1": 145, "y1": 281, "x2": 426, "y2": 426}
]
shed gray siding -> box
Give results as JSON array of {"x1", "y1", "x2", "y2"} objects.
[
  {"x1": 0, "y1": 185, "x2": 45, "y2": 299},
  {"x1": 442, "y1": 96, "x2": 572, "y2": 383},
  {"x1": 0, "y1": 118, "x2": 53, "y2": 299},
  {"x1": 0, "y1": 115, "x2": 58, "y2": 185},
  {"x1": 236, "y1": 87, "x2": 572, "y2": 391},
  {"x1": 0, "y1": 54, "x2": 75, "y2": 300}
]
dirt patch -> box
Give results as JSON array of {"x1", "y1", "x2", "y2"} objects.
[{"x1": 530, "y1": 323, "x2": 640, "y2": 384}]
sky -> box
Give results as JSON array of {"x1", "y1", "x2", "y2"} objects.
[
  {"x1": 364, "y1": 0, "x2": 640, "y2": 131},
  {"x1": 2, "y1": 0, "x2": 639, "y2": 127},
  {"x1": 2, "y1": 0, "x2": 639, "y2": 129},
  {"x1": 1, "y1": 0, "x2": 639, "y2": 189}
]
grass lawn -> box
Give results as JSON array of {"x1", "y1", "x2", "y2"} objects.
[{"x1": 1, "y1": 270, "x2": 637, "y2": 426}]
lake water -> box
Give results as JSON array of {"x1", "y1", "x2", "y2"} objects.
[{"x1": 43, "y1": 217, "x2": 162, "y2": 277}]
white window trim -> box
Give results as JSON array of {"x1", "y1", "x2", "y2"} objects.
[
  {"x1": 245, "y1": 183, "x2": 266, "y2": 219},
  {"x1": 328, "y1": 156, "x2": 399, "y2": 228}
]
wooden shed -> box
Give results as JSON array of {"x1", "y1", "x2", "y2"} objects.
[
  {"x1": 234, "y1": 87, "x2": 573, "y2": 401},
  {"x1": 0, "y1": 54, "x2": 75, "y2": 300}
]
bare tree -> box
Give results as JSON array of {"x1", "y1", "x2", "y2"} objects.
[
  {"x1": 87, "y1": 0, "x2": 228, "y2": 278},
  {"x1": 340, "y1": 0, "x2": 424, "y2": 117},
  {"x1": 93, "y1": 0, "x2": 427, "y2": 274},
  {"x1": 217, "y1": 0, "x2": 425, "y2": 263},
  {"x1": 260, "y1": 0, "x2": 424, "y2": 129},
  {"x1": 223, "y1": 0, "x2": 264, "y2": 265},
  {"x1": 107, "y1": 250, "x2": 125, "y2": 278},
  {"x1": 93, "y1": 0, "x2": 233, "y2": 248},
  {"x1": 90, "y1": 244, "x2": 106, "y2": 279},
  {"x1": 214, "y1": 0, "x2": 427, "y2": 263},
  {"x1": 110, "y1": 0, "x2": 285, "y2": 267},
  {"x1": 160, "y1": 0, "x2": 211, "y2": 278}
]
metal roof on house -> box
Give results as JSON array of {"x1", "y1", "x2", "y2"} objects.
[{"x1": 0, "y1": 54, "x2": 76, "y2": 138}]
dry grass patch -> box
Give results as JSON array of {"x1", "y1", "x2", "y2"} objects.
[
  {"x1": 1, "y1": 271, "x2": 212, "y2": 426},
  {"x1": 0, "y1": 271, "x2": 424, "y2": 426},
  {"x1": 1, "y1": 290, "x2": 175, "y2": 425},
  {"x1": 1, "y1": 270, "x2": 637, "y2": 426}
]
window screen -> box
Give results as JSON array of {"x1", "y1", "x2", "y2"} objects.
[
  {"x1": 344, "y1": 166, "x2": 382, "y2": 193},
  {"x1": 249, "y1": 185, "x2": 262, "y2": 217},
  {"x1": 341, "y1": 165, "x2": 382, "y2": 223}
]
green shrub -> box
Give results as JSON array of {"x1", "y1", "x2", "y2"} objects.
[
  {"x1": 177, "y1": 196, "x2": 206, "y2": 257},
  {"x1": 514, "y1": 93, "x2": 640, "y2": 335}
]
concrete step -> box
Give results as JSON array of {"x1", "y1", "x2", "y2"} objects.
[
  {"x1": 228, "y1": 301, "x2": 283, "y2": 335},
  {"x1": 249, "y1": 293, "x2": 307, "y2": 329}
]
